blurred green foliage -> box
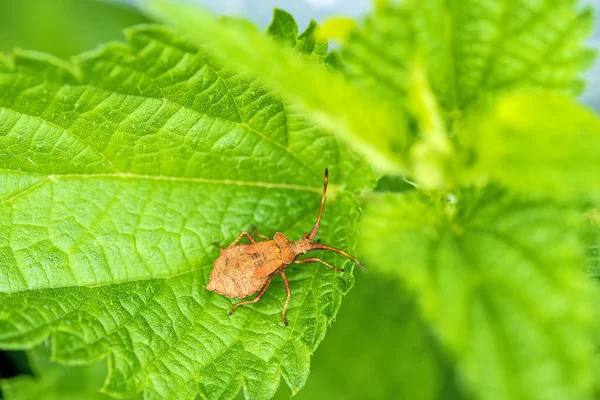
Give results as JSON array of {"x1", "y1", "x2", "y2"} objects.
[
  {"x1": 273, "y1": 273, "x2": 465, "y2": 400},
  {"x1": 1, "y1": 346, "x2": 115, "y2": 400},
  {"x1": 0, "y1": 0, "x2": 148, "y2": 58}
]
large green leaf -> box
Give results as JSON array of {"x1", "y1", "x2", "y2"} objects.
[
  {"x1": 468, "y1": 92, "x2": 600, "y2": 199},
  {"x1": 0, "y1": 21, "x2": 375, "y2": 399},
  {"x1": 358, "y1": 189, "x2": 598, "y2": 400},
  {"x1": 148, "y1": 2, "x2": 408, "y2": 174}
]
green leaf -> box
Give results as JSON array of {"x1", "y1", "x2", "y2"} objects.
[
  {"x1": 358, "y1": 189, "x2": 598, "y2": 400},
  {"x1": 1, "y1": 345, "x2": 126, "y2": 400},
  {"x1": 0, "y1": 24, "x2": 375, "y2": 399},
  {"x1": 266, "y1": 9, "x2": 299, "y2": 48},
  {"x1": 341, "y1": 5, "x2": 414, "y2": 102},
  {"x1": 413, "y1": 0, "x2": 596, "y2": 111},
  {"x1": 147, "y1": 2, "x2": 408, "y2": 174},
  {"x1": 342, "y1": 0, "x2": 596, "y2": 111},
  {"x1": 273, "y1": 273, "x2": 465, "y2": 400},
  {"x1": 468, "y1": 92, "x2": 600, "y2": 199}
]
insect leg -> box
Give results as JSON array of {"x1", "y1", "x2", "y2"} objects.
[
  {"x1": 228, "y1": 232, "x2": 257, "y2": 247},
  {"x1": 310, "y1": 243, "x2": 366, "y2": 272},
  {"x1": 251, "y1": 224, "x2": 270, "y2": 241},
  {"x1": 294, "y1": 257, "x2": 344, "y2": 272},
  {"x1": 280, "y1": 272, "x2": 291, "y2": 327},
  {"x1": 228, "y1": 278, "x2": 271, "y2": 316}
]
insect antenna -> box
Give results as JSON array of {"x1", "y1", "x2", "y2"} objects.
[
  {"x1": 310, "y1": 243, "x2": 367, "y2": 272},
  {"x1": 305, "y1": 169, "x2": 328, "y2": 241}
]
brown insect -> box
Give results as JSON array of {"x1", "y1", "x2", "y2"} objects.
[{"x1": 206, "y1": 169, "x2": 365, "y2": 326}]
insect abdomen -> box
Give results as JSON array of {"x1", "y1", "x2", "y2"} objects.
[{"x1": 207, "y1": 244, "x2": 277, "y2": 298}]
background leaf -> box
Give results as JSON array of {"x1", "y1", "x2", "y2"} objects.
[
  {"x1": 0, "y1": 0, "x2": 149, "y2": 58},
  {"x1": 412, "y1": 0, "x2": 595, "y2": 112},
  {"x1": 1, "y1": 345, "x2": 125, "y2": 400},
  {"x1": 358, "y1": 189, "x2": 599, "y2": 400},
  {"x1": 272, "y1": 273, "x2": 466, "y2": 400},
  {"x1": 0, "y1": 21, "x2": 374, "y2": 399},
  {"x1": 468, "y1": 92, "x2": 600, "y2": 199},
  {"x1": 343, "y1": 0, "x2": 596, "y2": 112}
]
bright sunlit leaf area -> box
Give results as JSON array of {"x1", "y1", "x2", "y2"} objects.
[{"x1": 0, "y1": 1, "x2": 599, "y2": 400}]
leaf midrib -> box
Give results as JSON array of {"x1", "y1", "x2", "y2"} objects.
[
  {"x1": 0, "y1": 172, "x2": 327, "y2": 208},
  {"x1": 1, "y1": 264, "x2": 209, "y2": 295}
]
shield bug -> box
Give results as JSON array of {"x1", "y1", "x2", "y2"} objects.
[{"x1": 206, "y1": 169, "x2": 365, "y2": 326}]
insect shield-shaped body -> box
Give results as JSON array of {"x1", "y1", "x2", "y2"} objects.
[{"x1": 206, "y1": 169, "x2": 365, "y2": 326}]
